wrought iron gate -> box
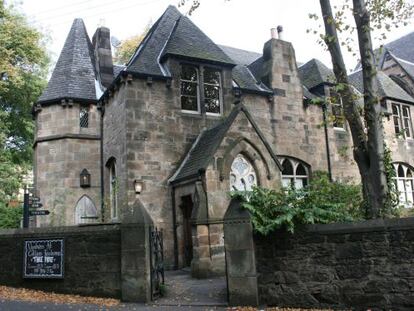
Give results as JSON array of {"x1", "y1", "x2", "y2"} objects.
[{"x1": 149, "y1": 227, "x2": 165, "y2": 300}]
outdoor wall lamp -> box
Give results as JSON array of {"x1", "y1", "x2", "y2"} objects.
[
  {"x1": 134, "y1": 180, "x2": 143, "y2": 194},
  {"x1": 80, "y1": 169, "x2": 91, "y2": 188}
]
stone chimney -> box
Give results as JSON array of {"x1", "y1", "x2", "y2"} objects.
[
  {"x1": 92, "y1": 27, "x2": 114, "y2": 88},
  {"x1": 260, "y1": 27, "x2": 301, "y2": 99}
]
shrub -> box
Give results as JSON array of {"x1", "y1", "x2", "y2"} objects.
[
  {"x1": 233, "y1": 171, "x2": 363, "y2": 235},
  {"x1": 0, "y1": 204, "x2": 22, "y2": 229}
]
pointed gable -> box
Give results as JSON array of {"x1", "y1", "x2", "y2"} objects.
[
  {"x1": 126, "y1": 5, "x2": 182, "y2": 76},
  {"x1": 127, "y1": 6, "x2": 235, "y2": 76},
  {"x1": 38, "y1": 19, "x2": 98, "y2": 104},
  {"x1": 161, "y1": 16, "x2": 234, "y2": 66},
  {"x1": 298, "y1": 58, "x2": 335, "y2": 90},
  {"x1": 169, "y1": 104, "x2": 281, "y2": 184},
  {"x1": 348, "y1": 70, "x2": 414, "y2": 103}
]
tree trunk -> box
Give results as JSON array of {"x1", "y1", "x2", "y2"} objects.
[{"x1": 319, "y1": 0, "x2": 388, "y2": 218}]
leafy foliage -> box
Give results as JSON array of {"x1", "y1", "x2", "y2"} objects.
[
  {"x1": 113, "y1": 23, "x2": 151, "y2": 65},
  {"x1": 233, "y1": 172, "x2": 363, "y2": 235},
  {"x1": 381, "y1": 144, "x2": 400, "y2": 217},
  {"x1": 0, "y1": 205, "x2": 22, "y2": 228},
  {"x1": 0, "y1": 1, "x2": 49, "y2": 211}
]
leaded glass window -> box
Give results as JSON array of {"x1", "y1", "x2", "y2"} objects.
[
  {"x1": 80, "y1": 106, "x2": 89, "y2": 128},
  {"x1": 109, "y1": 162, "x2": 118, "y2": 220},
  {"x1": 392, "y1": 103, "x2": 412, "y2": 138},
  {"x1": 180, "y1": 65, "x2": 199, "y2": 112},
  {"x1": 230, "y1": 154, "x2": 257, "y2": 191},
  {"x1": 204, "y1": 67, "x2": 221, "y2": 114},
  {"x1": 280, "y1": 157, "x2": 309, "y2": 189},
  {"x1": 393, "y1": 163, "x2": 414, "y2": 207}
]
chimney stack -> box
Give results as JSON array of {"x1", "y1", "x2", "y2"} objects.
[
  {"x1": 277, "y1": 25, "x2": 284, "y2": 40},
  {"x1": 92, "y1": 27, "x2": 114, "y2": 88},
  {"x1": 270, "y1": 28, "x2": 278, "y2": 39}
]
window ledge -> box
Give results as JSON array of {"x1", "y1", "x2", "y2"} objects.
[{"x1": 333, "y1": 127, "x2": 347, "y2": 132}]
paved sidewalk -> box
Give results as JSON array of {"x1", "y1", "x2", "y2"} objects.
[
  {"x1": 0, "y1": 299, "x2": 226, "y2": 311},
  {"x1": 153, "y1": 269, "x2": 227, "y2": 306}
]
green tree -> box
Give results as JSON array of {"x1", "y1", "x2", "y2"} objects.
[
  {"x1": 113, "y1": 22, "x2": 151, "y2": 65},
  {"x1": 318, "y1": 0, "x2": 413, "y2": 218},
  {"x1": 0, "y1": 0, "x2": 49, "y2": 226}
]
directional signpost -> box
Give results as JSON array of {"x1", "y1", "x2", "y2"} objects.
[
  {"x1": 22, "y1": 187, "x2": 49, "y2": 228},
  {"x1": 29, "y1": 210, "x2": 50, "y2": 216}
]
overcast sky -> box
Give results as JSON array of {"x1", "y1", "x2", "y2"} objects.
[{"x1": 13, "y1": 0, "x2": 414, "y2": 71}]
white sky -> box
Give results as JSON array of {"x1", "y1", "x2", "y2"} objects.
[{"x1": 12, "y1": 0, "x2": 414, "y2": 70}]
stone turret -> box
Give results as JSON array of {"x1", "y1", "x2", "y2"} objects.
[{"x1": 33, "y1": 18, "x2": 102, "y2": 227}]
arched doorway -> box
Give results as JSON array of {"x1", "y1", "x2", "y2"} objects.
[{"x1": 75, "y1": 195, "x2": 98, "y2": 224}]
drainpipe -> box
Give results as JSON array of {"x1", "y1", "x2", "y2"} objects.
[
  {"x1": 99, "y1": 103, "x2": 105, "y2": 222},
  {"x1": 322, "y1": 102, "x2": 333, "y2": 182},
  {"x1": 171, "y1": 186, "x2": 179, "y2": 269}
]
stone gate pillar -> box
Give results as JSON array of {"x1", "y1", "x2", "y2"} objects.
[
  {"x1": 120, "y1": 199, "x2": 153, "y2": 302},
  {"x1": 223, "y1": 197, "x2": 259, "y2": 306}
]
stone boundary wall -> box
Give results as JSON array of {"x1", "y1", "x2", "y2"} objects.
[
  {"x1": 0, "y1": 222, "x2": 151, "y2": 301},
  {"x1": 254, "y1": 217, "x2": 414, "y2": 310}
]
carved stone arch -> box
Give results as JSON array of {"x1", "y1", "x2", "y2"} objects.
[
  {"x1": 219, "y1": 138, "x2": 272, "y2": 187},
  {"x1": 75, "y1": 195, "x2": 98, "y2": 224}
]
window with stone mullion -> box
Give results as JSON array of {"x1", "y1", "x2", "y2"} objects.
[
  {"x1": 203, "y1": 67, "x2": 221, "y2": 114},
  {"x1": 180, "y1": 65, "x2": 200, "y2": 112},
  {"x1": 392, "y1": 103, "x2": 413, "y2": 138}
]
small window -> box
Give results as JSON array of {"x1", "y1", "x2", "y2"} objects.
[
  {"x1": 393, "y1": 163, "x2": 414, "y2": 207},
  {"x1": 331, "y1": 90, "x2": 345, "y2": 129},
  {"x1": 180, "y1": 65, "x2": 199, "y2": 112},
  {"x1": 280, "y1": 157, "x2": 309, "y2": 189},
  {"x1": 392, "y1": 103, "x2": 412, "y2": 138},
  {"x1": 108, "y1": 161, "x2": 118, "y2": 220},
  {"x1": 204, "y1": 67, "x2": 221, "y2": 114},
  {"x1": 80, "y1": 106, "x2": 89, "y2": 128}
]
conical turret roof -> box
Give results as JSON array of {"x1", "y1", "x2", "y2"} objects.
[{"x1": 38, "y1": 19, "x2": 98, "y2": 104}]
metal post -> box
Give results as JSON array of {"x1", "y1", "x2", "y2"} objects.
[{"x1": 23, "y1": 186, "x2": 29, "y2": 228}]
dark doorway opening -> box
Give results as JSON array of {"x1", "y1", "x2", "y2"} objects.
[{"x1": 180, "y1": 195, "x2": 193, "y2": 267}]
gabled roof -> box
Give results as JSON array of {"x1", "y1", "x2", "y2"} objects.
[
  {"x1": 381, "y1": 32, "x2": 414, "y2": 64},
  {"x1": 218, "y1": 45, "x2": 261, "y2": 66},
  {"x1": 348, "y1": 70, "x2": 414, "y2": 103},
  {"x1": 169, "y1": 104, "x2": 282, "y2": 184},
  {"x1": 391, "y1": 55, "x2": 414, "y2": 81},
  {"x1": 38, "y1": 19, "x2": 98, "y2": 104},
  {"x1": 161, "y1": 16, "x2": 235, "y2": 66},
  {"x1": 298, "y1": 58, "x2": 335, "y2": 90},
  {"x1": 127, "y1": 6, "x2": 234, "y2": 76}
]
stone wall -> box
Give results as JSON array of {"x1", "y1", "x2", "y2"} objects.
[
  {"x1": 0, "y1": 224, "x2": 121, "y2": 298},
  {"x1": 254, "y1": 217, "x2": 414, "y2": 310},
  {"x1": 0, "y1": 217, "x2": 152, "y2": 301}
]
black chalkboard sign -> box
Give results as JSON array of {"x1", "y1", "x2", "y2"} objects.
[{"x1": 23, "y1": 239, "x2": 64, "y2": 278}]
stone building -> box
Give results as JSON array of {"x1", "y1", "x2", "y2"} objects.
[{"x1": 33, "y1": 6, "x2": 414, "y2": 275}]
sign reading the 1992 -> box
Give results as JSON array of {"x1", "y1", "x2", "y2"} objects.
[{"x1": 23, "y1": 239, "x2": 64, "y2": 278}]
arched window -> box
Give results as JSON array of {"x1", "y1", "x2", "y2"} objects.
[
  {"x1": 393, "y1": 163, "x2": 414, "y2": 207},
  {"x1": 230, "y1": 154, "x2": 257, "y2": 191},
  {"x1": 280, "y1": 157, "x2": 309, "y2": 189},
  {"x1": 75, "y1": 196, "x2": 98, "y2": 224},
  {"x1": 107, "y1": 159, "x2": 118, "y2": 220}
]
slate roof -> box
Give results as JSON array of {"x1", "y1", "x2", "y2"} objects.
[
  {"x1": 348, "y1": 70, "x2": 414, "y2": 103},
  {"x1": 298, "y1": 58, "x2": 335, "y2": 90},
  {"x1": 38, "y1": 19, "x2": 98, "y2": 104},
  {"x1": 392, "y1": 55, "x2": 414, "y2": 80},
  {"x1": 169, "y1": 104, "x2": 282, "y2": 183},
  {"x1": 161, "y1": 16, "x2": 235, "y2": 66},
  {"x1": 113, "y1": 64, "x2": 126, "y2": 78},
  {"x1": 381, "y1": 32, "x2": 414, "y2": 64},
  {"x1": 218, "y1": 45, "x2": 261, "y2": 65}
]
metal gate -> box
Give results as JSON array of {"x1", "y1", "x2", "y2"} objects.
[{"x1": 149, "y1": 227, "x2": 164, "y2": 300}]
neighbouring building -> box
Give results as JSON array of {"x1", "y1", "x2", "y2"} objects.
[{"x1": 33, "y1": 5, "x2": 414, "y2": 275}]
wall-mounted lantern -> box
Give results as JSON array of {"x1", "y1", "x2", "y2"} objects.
[
  {"x1": 80, "y1": 169, "x2": 91, "y2": 188},
  {"x1": 134, "y1": 180, "x2": 143, "y2": 194}
]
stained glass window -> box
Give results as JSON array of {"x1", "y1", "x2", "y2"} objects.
[{"x1": 230, "y1": 154, "x2": 257, "y2": 191}]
